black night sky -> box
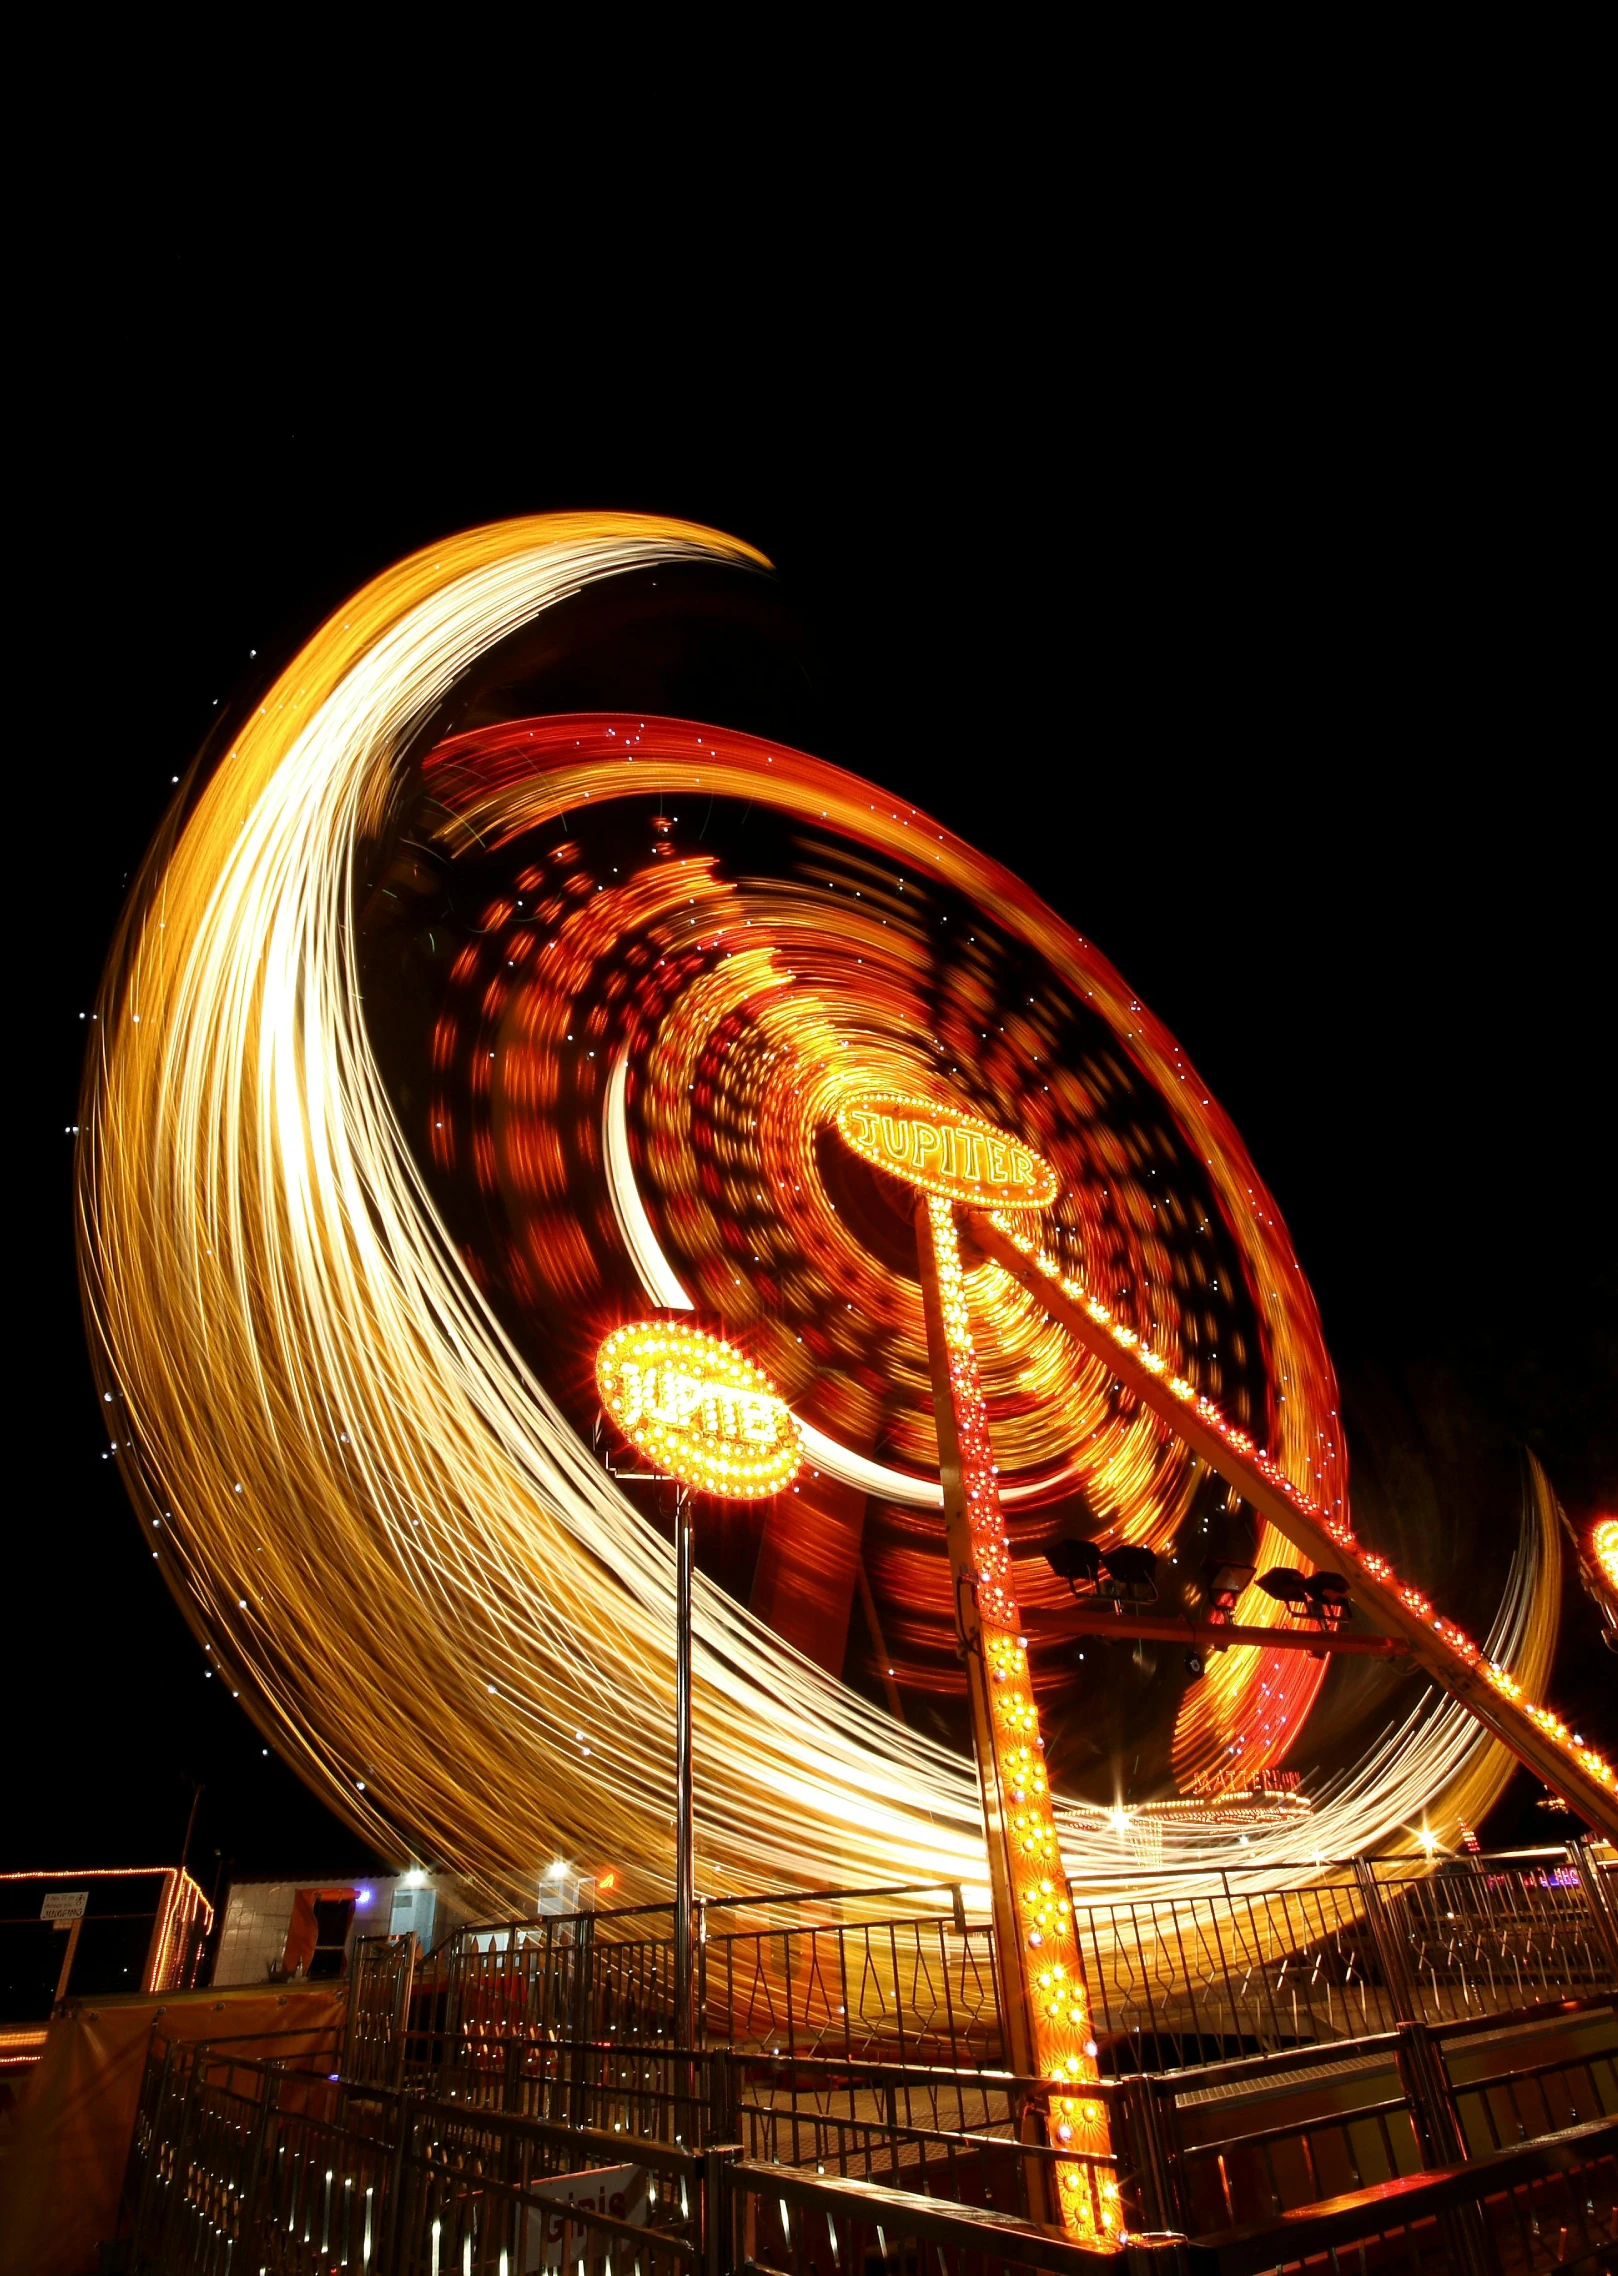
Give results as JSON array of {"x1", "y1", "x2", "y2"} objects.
[{"x1": 14, "y1": 239, "x2": 1612, "y2": 1911}]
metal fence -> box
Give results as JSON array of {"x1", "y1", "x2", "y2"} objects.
[
  {"x1": 1067, "y1": 1847, "x2": 1618, "y2": 2071},
  {"x1": 127, "y1": 2029, "x2": 705, "y2": 2275},
  {"x1": 348, "y1": 1848, "x2": 1618, "y2": 2108},
  {"x1": 122, "y1": 2011, "x2": 1618, "y2": 2272},
  {"x1": 1119, "y1": 1998, "x2": 1617, "y2": 2237},
  {"x1": 350, "y1": 1881, "x2": 1006, "y2": 2096}
]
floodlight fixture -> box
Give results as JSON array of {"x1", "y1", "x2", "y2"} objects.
[
  {"x1": 1201, "y1": 1557, "x2": 1256, "y2": 1622},
  {"x1": 1098, "y1": 1544, "x2": 1159, "y2": 1607},
  {"x1": 1256, "y1": 1566, "x2": 1314, "y2": 1615},
  {"x1": 1046, "y1": 1537, "x2": 1104, "y2": 1593},
  {"x1": 1302, "y1": 1572, "x2": 1353, "y2": 1628}
]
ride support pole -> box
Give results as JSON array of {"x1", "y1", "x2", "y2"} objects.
[
  {"x1": 914, "y1": 1193, "x2": 1119, "y2": 2250},
  {"x1": 674, "y1": 1485, "x2": 695, "y2": 2069}
]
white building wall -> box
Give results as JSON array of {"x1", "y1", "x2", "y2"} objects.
[
  {"x1": 211, "y1": 1872, "x2": 489, "y2": 1984},
  {"x1": 212, "y1": 1875, "x2": 401, "y2": 1986},
  {"x1": 213, "y1": 1880, "x2": 299, "y2": 1988}
]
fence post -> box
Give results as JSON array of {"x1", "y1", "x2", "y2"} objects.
[
  {"x1": 1567, "y1": 1842, "x2": 1618, "y2": 1981},
  {"x1": 568, "y1": 1911, "x2": 595, "y2": 2130},
  {"x1": 237, "y1": 2069, "x2": 280, "y2": 2246},
  {"x1": 393, "y1": 1934, "x2": 417, "y2": 2089},
  {"x1": 126, "y1": 2035, "x2": 178, "y2": 2261},
  {"x1": 696, "y1": 1895, "x2": 708, "y2": 2052},
  {"x1": 1112, "y1": 2072, "x2": 1188, "y2": 2234},
  {"x1": 1395, "y1": 2020, "x2": 1465, "y2": 2166},
  {"x1": 1395, "y1": 2021, "x2": 1500, "y2": 2276},
  {"x1": 1353, "y1": 1857, "x2": 1416, "y2": 2021},
  {"x1": 701, "y1": 2141, "x2": 739, "y2": 2276},
  {"x1": 376, "y1": 2092, "x2": 413, "y2": 2276},
  {"x1": 707, "y1": 2049, "x2": 737, "y2": 2150}
]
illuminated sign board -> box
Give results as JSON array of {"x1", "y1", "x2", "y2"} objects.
[
  {"x1": 595, "y1": 1321, "x2": 802, "y2": 1499},
  {"x1": 834, "y1": 1091, "x2": 1058, "y2": 1210}
]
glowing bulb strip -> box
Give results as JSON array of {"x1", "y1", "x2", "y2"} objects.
[
  {"x1": 835, "y1": 1090, "x2": 1058, "y2": 1209},
  {"x1": 1592, "y1": 1519, "x2": 1618, "y2": 1602},
  {"x1": 918, "y1": 1196, "x2": 1115, "y2": 2247},
  {"x1": 596, "y1": 1322, "x2": 802, "y2": 1499},
  {"x1": 978, "y1": 1213, "x2": 1617, "y2": 1831}
]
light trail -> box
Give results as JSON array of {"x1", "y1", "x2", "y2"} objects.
[{"x1": 78, "y1": 513, "x2": 1557, "y2": 1909}]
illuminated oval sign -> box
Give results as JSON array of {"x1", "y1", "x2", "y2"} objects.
[
  {"x1": 595, "y1": 1321, "x2": 803, "y2": 1499},
  {"x1": 834, "y1": 1091, "x2": 1058, "y2": 1210}
]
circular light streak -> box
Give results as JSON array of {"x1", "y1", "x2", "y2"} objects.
[
  {"x1": 834, "y1": 1089, "x2": 1058, "y2": 1209},
  {"x1": 596, "y1": 1321, "x2": 802, "y2": 1499},
  {"x1": 1592, "y1": 1518, "x2": 1618, "y2": 1600},
  {"x1": 76, "y1": 511, "x2": 1563, "y2": 1908}
]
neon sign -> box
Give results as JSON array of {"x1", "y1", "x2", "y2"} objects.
[
  {"x1": 595, "y1": 1321, "x2": 802, "y2": 1499},
  {"x1": 1592, "y1": 1518, "x2": 1618, "y2": 1597},
  {"x1": 834, "y1": 1091, "x2": 1058, "y2": 1210}
]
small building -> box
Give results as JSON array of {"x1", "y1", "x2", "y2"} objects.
[{"x1": 210, "y1": 1869, "x2": 477, "y2": 1986}]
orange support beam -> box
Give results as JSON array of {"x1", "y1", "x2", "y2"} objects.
[
  {"x1": 971, "y1": 1209, "x2": 1618, "y2": 1841},
  {"x1": 917, "y1": 1194, "x2": 1118, "y2": 2248}
]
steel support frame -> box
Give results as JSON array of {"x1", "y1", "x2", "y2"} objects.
[
  {"x1": 971, "y1": 1209, "x2": 1618, "y2": 1840},
  {"x1": 914, "y1": 1192, "x2": 1118, "y2": 2248}
]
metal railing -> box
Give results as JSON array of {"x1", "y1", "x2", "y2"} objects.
[
  {"x1": 126, "y1": 1991, "x2": 1618, "y2": 2269},
  {"x1": 350, "y1": 1880, "x2": 1004, "y2": 2093},
  {"x1": 1067, "y1": 1846, "x2": 1618, "y2": 2070},
  {"x1": 127, "y1": 2029, "x2": 704, "y2": 2274},
  {"x1": 718, "y1": 2159, "x2": 1160, "y2": 2273},
  {"x1": 1196, "y1": 2118, "x2": 1618, "y2": 2274},
  {"x1": 1119, "y1": 1997, "x2": 1617, "y2": 2238}
]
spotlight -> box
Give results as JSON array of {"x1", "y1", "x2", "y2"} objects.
[
  {"x1": 1201, "y1": 1557, "x2": 1256, "y2": 1623},
  {"x1": 1255, "y1": 1566, "x2": 1314, "y2": 1616},
  {"x1": 1047, "y1": 1537, "x2": 1103, "y2": 1593},
  {"x1": 1301, "y1": 1572, "x2": 1353, "y2": 1628},
  {"x1": 1099, "y1": 1545, "x2": 1159, "y2": 1607}
]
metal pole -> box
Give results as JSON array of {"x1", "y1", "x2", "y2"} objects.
[
  {"x1": 913, "y1": 1193, "x2": 1113, "y2": 2244},
  {"x1": 674, "y1": 1485, "x2": 695, "y2": 2060},
  {"x1": 179, "y1": 1778, "x2": 203, "y2": 1876}
]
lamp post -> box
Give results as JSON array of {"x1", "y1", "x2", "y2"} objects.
[
  {"x1": 594, "y1": 1319, "x2": 805, "y2": 2099},
  {"x1": 673, "y1": 1482, "x2": 695, "y2": 2058}
]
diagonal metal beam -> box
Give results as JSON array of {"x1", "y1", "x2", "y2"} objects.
[{"x1": 971, "y1": 1209, "x2": 1618, "y2": 1841}]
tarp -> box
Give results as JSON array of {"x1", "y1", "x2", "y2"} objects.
[{"x1": 0, "y1": 1980, "x2": 344, "y2": 2276}]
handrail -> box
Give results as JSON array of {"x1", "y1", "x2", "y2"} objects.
[
  {"x1": 736, "y1": 2101, "x2": 1120, "y2": 2171},
  {"x1": 1066, "y1": 1847, "x2": 1589, "y2": 1880},
  {"x1": 703, "y1": 1878, "x2": 970, "y2": 1916},
  {"x1": 407, "y1": 2090, "x2": 704, "y2": 2175},
  {"x1": 1176, "y1": 2093, "x2": 1412, "y2": 2166},
  {"x1": 1147, "y1": 1992, "x2": 1616, "y2": 2098},
  {"x1": 727, "y1": 2158, "x2": 1117, "y2": 2271},
  {"x1": 1193, "y1": 2114, "x2": 1618, "y2": 2275},
  {"x1": 432, "y1": 1877, "x2": 976, "y2": 1950}
]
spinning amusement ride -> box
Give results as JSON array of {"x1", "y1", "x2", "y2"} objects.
[{"x1": 78, "y1": 514, "x2": 1614, "y2": 2242}]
